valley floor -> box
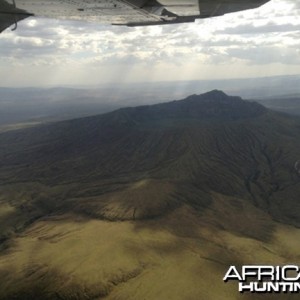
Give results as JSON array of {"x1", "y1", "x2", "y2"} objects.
[{"x1": 1, "y1": 198, "x2": 300, "y2": 300}]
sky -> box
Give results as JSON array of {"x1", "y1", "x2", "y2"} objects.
[{"x1": 0, "y1": 0, "x2": 300, "y2": 87}]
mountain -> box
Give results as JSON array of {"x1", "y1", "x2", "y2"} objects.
[{"x1": 0, "y1": 90, "x2": 300, "y2": 300}]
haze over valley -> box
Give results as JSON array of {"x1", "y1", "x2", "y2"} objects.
[{"x1": 1, "y1": 75, "x2": 300, "y2": 131}]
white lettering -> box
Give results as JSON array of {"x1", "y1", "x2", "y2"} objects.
[
  {"x1": 223, "y1": 266, "x2": 242, "y2": 282},
  {"x1": 238, "y1": 282, "x2": 300, "y2": 293},
  {"x1": 224, "y1": 265, "x2": 300, "y2": 294},
  {"x1": 242, "y1": 266, "x2": 258, "y2": 281},
  {"x1": 258, "y1": 266, "x2": 275, "y2": 281},
  {"x1": 266, "y1": 282, "x2": 281, "y2": 292},
  {"x1": 282, "y1": 266, "x2": 300, "y2": 281},
  {"x1": 239, "y1": 282, "x2": 254, "y2": 293}
]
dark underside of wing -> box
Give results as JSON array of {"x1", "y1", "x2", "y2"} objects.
[
  {"x1": 123, "y1": 0, "x2": 271, "y2": 26},
  {"x1": 0, "y1": 12, "x2": 29, "y2": 32},
  {"x1": 0, "y1": 0, "x2": 270, "y2": 32},
  {"x1": 0, "y1": 0, "x2": 31, "y2": 33}
]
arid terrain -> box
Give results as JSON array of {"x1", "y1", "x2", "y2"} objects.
[{"x1": 0, "y1": 90, "x2": 300, "y2": 299}]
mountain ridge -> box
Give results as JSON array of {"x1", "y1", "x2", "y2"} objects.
[
  {"x1": 84, "y1": 89, "x2": 267, "y2": 127},
  {"x1": 0, "y1": 90, "x2": 299, "y2": 225},
  {"x1": 1, "y1": 90, "x2": 300, "y2": 300}
]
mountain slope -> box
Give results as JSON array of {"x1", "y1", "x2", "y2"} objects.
[{"x1": 0, "y1": 90, "x2": 300, "y2": 299}]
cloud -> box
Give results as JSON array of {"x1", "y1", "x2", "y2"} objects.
[
  {"x1": 226, "y1": 46, "x2": 300, "y2": 65},
  {"x1": 215, "y1": 22, "x2": 300, "y2": 35},
  {"x1": 0, "y1": 0, "x2": 299, "y2": 86}
]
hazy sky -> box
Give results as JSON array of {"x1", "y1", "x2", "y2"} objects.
[{"x1": 0, "y1": 0, "x2": 300, "y2": 87}]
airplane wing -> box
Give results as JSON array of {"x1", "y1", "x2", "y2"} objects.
[
  {"x1": 0, "y1": 0, "x2": 270, "y2": 33},
  {"x1": 0, "y1": 0, "x2": 31, "y2": 32}
]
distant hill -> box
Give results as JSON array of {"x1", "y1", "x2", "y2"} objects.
[
  {"x1": 255, "y1": 95, "x2": 300, "y2": 116},
  {"x1": 0, "y1": 87, "x2": 121, "y2": 126},
  {"x1": 0, "y1": 90, "x2": 300, "y2": 300}
]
